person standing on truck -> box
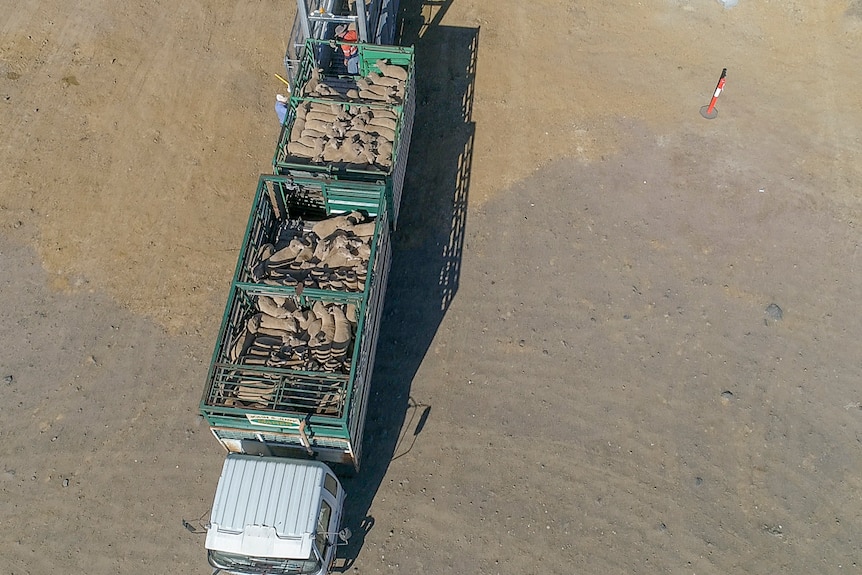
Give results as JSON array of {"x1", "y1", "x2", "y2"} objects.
[
  {"x1": 334, "y1": 23, "x2": 360, "y2": 75},
  {"x1": 275, "y1": 93, "x2": 288, "y2": 125}
]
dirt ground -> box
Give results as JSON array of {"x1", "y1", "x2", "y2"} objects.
[{"x1": 2, "y1": 0, "x2": 861, "y2": 573}]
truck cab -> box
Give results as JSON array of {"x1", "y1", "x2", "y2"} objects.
[{"x1": 206, "y1": 454, "x2": 347, "y2": 575}]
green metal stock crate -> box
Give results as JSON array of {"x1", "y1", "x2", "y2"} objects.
[
  {"x1": 200, "y1": 174, "x2": 393, "y2": 470},
  {"x1": 273, "y1": 39, "x2": 415, "y2": 226}
]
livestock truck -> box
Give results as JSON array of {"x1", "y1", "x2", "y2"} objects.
[{"x1": 199, "y1": 37, "x2": 415, "y2": 575}]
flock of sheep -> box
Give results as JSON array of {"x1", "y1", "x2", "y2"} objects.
[
  {"x1": 248, "y1": 210, "x2": 375, "y2": 292},
  {"x1": 223, "y1": 295, "x2": 355, "y2": 413},
  {"x1": 219, "y1": 209, "x2": 378, "y2": 411},
  {"x1": 283, "y1": 59, "x2": 408, "y2": 170}
]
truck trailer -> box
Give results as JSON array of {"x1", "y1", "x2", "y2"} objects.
[{"x1": 274, "y1": 38, "x2": 415, "y2": 225}]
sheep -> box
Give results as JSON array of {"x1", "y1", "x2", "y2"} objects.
[
  {"x1": 366, "y1": 72, "x2": 400, "y2": 87},
  {"x1": 368, "y1": 116, "x2": 397, "y2": 131},
  {"x1": 375, "y1": 59, "x2": 408, "y2": 81}
]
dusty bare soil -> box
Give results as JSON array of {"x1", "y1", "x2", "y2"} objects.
[{"x1": 2, "y1": 0, "x2": 861, "y2": 573}]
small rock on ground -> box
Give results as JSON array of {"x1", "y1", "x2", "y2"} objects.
[{"x1": 765, "y1": 303, "x2": 783, "y2": 321}]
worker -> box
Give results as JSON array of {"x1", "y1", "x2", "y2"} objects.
[
  {"x1": 275, "y1": 93, "x2": 288, "y2": 125},
  {"x1": 334, "y1": 23, "x2": 360, "y2": 75}
]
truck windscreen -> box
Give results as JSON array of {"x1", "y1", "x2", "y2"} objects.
[{"x1": 208, "y1": 550, "x2": 321, "y2": 575}]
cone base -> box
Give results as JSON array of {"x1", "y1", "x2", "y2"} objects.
[{"x1": 700, "y1": 105, "x2": 718, "y2": 119}]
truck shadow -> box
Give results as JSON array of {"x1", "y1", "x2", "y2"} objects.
[{"x1": 336, "y1": 0, "x2": 478, "y2": 568}]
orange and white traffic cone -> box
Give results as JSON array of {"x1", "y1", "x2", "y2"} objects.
[{"x1": 700, "y1": 68, "x2": 727, "y2": 119}]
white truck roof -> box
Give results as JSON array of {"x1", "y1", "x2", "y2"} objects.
[{"x1": 206, "y1": 454, "x2": 327, "y2": 560}]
